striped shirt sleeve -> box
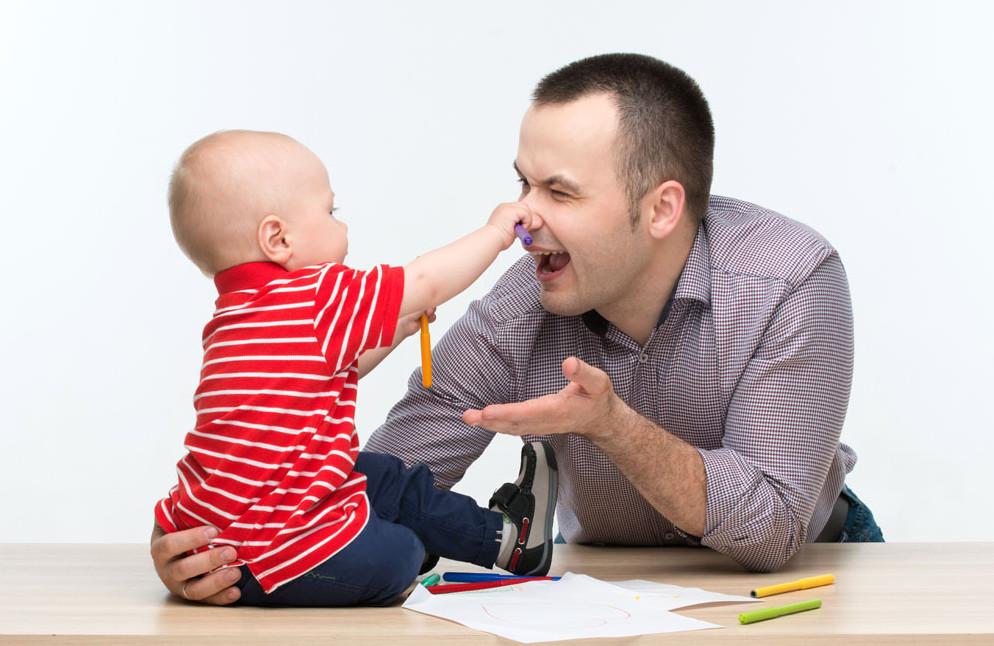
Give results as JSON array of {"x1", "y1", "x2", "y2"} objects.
[
  {"x1": 311, "y1": 264, "x2": 405, "y2": 374},
  {"x1": 697, "y1": 252, "x2": 854, "y2": 571}
]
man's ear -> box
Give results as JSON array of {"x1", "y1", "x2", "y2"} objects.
[
  {"x1": 257, "y1": 215, "x2": 293, "y2": 265},
  {"x1": 643, "y1": 180, "x2": 687, "y2": 241}
]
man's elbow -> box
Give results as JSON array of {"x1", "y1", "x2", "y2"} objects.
[
  {"x1": 713, "y1": 516, "x2": 805, "y2": 573},
  {"x1": 739, "y1": 546, "x2": 798, "y2": 573}
]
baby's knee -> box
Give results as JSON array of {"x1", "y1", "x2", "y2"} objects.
[{"x1": 367, "y1": 529, "x2": 425, "y2": 605}]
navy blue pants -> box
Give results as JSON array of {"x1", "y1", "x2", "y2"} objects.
[{"x1": 235, "y1": 451, "x2": 503, "y2": 607}]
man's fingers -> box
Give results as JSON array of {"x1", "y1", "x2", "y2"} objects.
[
  {"x1": 202, "y1": 586, "x2": 242, "y2": 606},
  {"x1": 464, "y1": 396, "x2": 560, "y2": 433},
  {"x1": 464, "y1": 405, "x2": 521, "y2": 432},
  {"x1": 153, "y1": 526, "x2": 216, "y2": 563},
  {"x1": 562, "y1": 357, "x2": 611, "y2": 395},
  {"x1": 181, "y1": 567, "x2": 242, "y2": 603},
  {"x1": 168, "y1": 545, "x2": 236, "y2": 583},
  {"x1": 482, "y1": 397, "x2": 557, "y2": 422}
]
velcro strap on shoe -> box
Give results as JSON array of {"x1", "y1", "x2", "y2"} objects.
[
  {"x1": 489, "y1": 482, "x2": 518, "y2": 510},
  {"x1": 489, "y1": 482, "x2": 532, "y2": 518}
]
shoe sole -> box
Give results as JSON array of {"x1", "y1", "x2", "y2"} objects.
[{"x1": 521, "y1": 441, "x2": 558, "y2": 576}]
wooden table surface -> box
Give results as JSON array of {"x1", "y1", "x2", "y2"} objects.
[{"x1": 2, "y1": 542, "x2": 992, "y2": 644}]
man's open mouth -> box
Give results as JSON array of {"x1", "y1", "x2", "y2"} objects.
[{"x1": 534, "y1": 251, "x2": 571, "y2": 277}]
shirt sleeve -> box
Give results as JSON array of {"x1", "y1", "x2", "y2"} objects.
[
  {"x1": 312, "y1": 263, "x2": 405, "y2": 374},
  {"x1": 363, "y1": 295, "x2": 515, "y2": 489},
  {"x1": 153, "y1": 495, "x2": 178, "y2": 534},
  {"x1": 697, "y1": 252, "x2": 854, "y2": 572}
]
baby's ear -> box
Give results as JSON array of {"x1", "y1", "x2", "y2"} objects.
[{"x1": 257, "y1": 215, "x2": 292, "y2": 265}]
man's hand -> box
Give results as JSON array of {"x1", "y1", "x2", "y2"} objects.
[
  {"x1": 466, "y1": 357, "x2": 707, "y2": 536},
  {"x1": 150, "y1": 523, "x2": 242, "y2": 605},
  {"x1": 463, "y1": 357, "x2": 619, "y2": 440}
]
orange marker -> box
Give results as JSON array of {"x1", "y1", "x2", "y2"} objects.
[{"x1": 419, "y1": 313, "x2": 432, "y2": 388}]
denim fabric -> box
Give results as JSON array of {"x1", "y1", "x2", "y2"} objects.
[
  {"x1": 838, "y1": 486, "x2": 884, "y2": 542},
  {"x1": 236, "y1": 451, "x2": 503, "y2": 607}
]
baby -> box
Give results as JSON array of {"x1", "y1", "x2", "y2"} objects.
[{"x1": 155, "y1": 130, "x2": 558, "y2": 606}]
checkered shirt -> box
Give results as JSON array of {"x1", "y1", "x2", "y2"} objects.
[{"x1": 365, "y1": 195, "x2": 856, "y2": 572}]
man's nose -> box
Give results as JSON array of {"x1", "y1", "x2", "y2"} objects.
[
  {"x1": 519, "y1": 195, "x2": 544, "y2": 233},
  {"x1": 527, "y1": 211, "x2": 544, "y2": 235}
]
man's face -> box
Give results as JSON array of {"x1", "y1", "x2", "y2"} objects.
[{"x1": 515, "y1": 93, "x2": 650, "y2": 320}]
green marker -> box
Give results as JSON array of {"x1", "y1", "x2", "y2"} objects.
[
  {"x1": 739, "y1": 599, "x2": 821, "y2": 624},
  {"x1": 421, "y1": 573, "x2": 441, "y2": 587}
]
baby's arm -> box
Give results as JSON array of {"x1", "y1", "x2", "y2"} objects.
[
  {"x1": 398, "y1": 202, "x2": 533, "y2": 320},
  {"x1": 353, "y1": 202, "x2": 531, "y2": 380}
]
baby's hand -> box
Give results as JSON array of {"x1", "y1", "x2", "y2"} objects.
[
  {"x1": 394, "y1": 308, "x2": 436, "y2": 346},
  {"x1": 487, "y1": 202, "x2": 535, "y2": 249}
]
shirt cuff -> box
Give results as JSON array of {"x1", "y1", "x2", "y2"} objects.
[
  {"x1": 154, "y1": 498, "x2": 178, "y2": 534},
  {"x1": 697, "y1": 447, "x2": 800, "y2": 571}
]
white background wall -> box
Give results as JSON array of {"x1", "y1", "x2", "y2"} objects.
[{"x1": 1, "y1": 1, "x2": 991, "y2": 544}]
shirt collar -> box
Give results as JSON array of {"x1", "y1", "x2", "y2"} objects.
[
  {"x1": 214, "y1": 262, "x2": 288, "y2": 295},
  {"x1": 672, "y1": 223, "x2": 711, "y2": 306},
  {"x1": 581, "y1": 223, "x2": 711, "y2": 337}
]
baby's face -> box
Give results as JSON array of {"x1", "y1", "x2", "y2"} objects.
[{"x1": 283, "y1": 151, "x2": 348, "y2": 271}]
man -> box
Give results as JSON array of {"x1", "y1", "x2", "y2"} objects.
[{"x1": 152, "y1": 53, "x2": 881, "y2": 605}]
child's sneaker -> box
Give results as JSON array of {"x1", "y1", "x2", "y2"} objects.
[{"x1": 490, "y1": 440, "x2": 558, "y2": 576}]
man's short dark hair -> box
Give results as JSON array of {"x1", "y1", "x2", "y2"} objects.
[{"x1": 533, "y1": 53, "x2": 714, "y2": 224}]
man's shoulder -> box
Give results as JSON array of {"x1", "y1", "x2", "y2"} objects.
[
  {"x1": 479, "y1": 256, "x2": 547, "y2": 326},
  {"x1": 705, "y1": 195, "x2": 838, "y2": 287}
]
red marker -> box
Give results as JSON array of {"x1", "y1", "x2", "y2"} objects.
[{"x1": 426, "y1": 576, "x2": 556, "y2": 594}]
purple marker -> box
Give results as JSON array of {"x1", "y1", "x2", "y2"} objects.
[{"x1": 514, "y1": 223, "x2": 533, "y2": 246}]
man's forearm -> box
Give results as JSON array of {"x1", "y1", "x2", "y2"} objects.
[{"x1": 589, "y1": 404, "x2": 707, "y2": 536}]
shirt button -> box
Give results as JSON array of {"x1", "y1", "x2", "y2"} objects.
[
  {"x1": 664, "y1": 532, "x2": 675, "y2": 541},
  {"x1": 639, "y1": 352, "x2": 648, "y2": 363}
]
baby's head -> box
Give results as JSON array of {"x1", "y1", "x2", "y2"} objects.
[{"x1": 168, "y1": 130, "x2": 347, "y2": 276}]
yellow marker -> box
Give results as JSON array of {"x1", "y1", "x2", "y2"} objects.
[
  {"x1": 419, "y1": 313, "x2": 432, "y2": 388},
  {"x1": 751, "y1": 574, "x2": 834, "y2": 598}
]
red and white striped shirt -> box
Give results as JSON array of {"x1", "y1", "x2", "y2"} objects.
[{"x1": 155, "y1": 261, "x2": 404, "y2": 592}]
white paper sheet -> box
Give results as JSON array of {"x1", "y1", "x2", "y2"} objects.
[
  {"x1": 608, "y1": 579, "x2": 757, "y2": 610},
  {"x1": 402, "y1": 573, "x2": 758, "y2": 643}
]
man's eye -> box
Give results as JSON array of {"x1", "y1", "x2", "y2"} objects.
[{"x1": 551, "y1": 190, "x2": 569, "y2": 199}]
